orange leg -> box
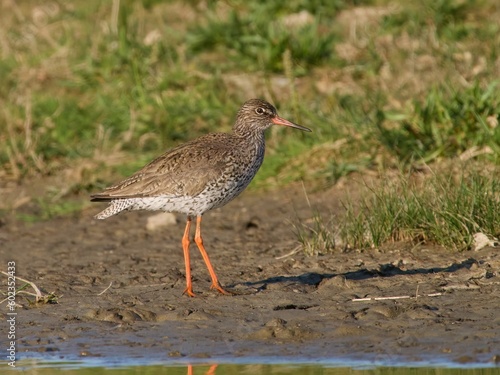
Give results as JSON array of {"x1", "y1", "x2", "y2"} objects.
[
  {"x1": 194, "y1": 215, "x2": 231, "y2": 295},
  {"x1": 206, "y1": 364, "x2": 218, "y2": 375},
  {"x1": 187, "y1": 364, "x2": 218, "y2": 375},
  {"x1": 182, "y1": 216, "x2": 195, "y2": 297}
]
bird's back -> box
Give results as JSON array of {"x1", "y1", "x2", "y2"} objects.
[{"x1": 91, "y1": 131, "x2": 265, "y2": 217}]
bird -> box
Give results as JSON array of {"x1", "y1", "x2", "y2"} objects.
[{"x1": 90, "y1": 98, "x2": 311, "y2": 296}]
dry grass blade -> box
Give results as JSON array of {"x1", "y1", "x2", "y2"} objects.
[
  {"x1": 352, "y1": 293, "x2": 442, "y2": 302},
  {"x1": 0, "y1": 271, "x2": 58, "y2": 305},
  {"x1": 97, "y1": 281, "x2": 113, "y2": 296}
]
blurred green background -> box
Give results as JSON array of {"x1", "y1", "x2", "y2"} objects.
[{"x1": 1, "y1": 0, "x2": 499, "y2": 226}]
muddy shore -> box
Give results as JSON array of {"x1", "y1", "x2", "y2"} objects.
[{"x1": 1, "y1": 183, "x2": 499, "y2": 366}]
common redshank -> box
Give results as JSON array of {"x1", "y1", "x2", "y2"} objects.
[{"x1": 91, "y1": 99, "x2": 311, "y2": 296}]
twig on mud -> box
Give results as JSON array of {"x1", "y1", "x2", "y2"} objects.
[
  {"x1": 352, "y1": 293, "x2": 442, "y2": 302},
  {"x1": 275, "y1": 246, "x2": 301, "y2": 260},
  {"x1": 1, "y1": 271, "x2": 43, "y2": 302},
  {"x1": 97, "y1": 281, "x2": 113, "y2": 296}
]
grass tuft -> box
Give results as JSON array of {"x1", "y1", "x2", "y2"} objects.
[
  {"x1": 187, "y1": 4, "x2": 338, "y2": 72},
  {"x1": 298, "y1": 167, "x2": 500, "y2": 252},
  {"x1": 295, "y1": 211, "x2": 337, "y2": 256},
  {"x1": 376, "y1": 81, "x2": 500, "y2": 165}
]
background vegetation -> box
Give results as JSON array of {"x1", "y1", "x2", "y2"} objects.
[{"x1": 1, "y1": 0, "x2": 499, "y2": 250}]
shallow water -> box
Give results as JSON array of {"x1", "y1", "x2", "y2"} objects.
[{"x1": 12, "y1": 359, "x2": 500, "y2": 374}]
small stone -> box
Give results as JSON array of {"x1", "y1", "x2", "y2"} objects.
[
  {"x1": 473, "y1": 232, "x2": 498, "y2": 251},
  {"x1": 146, "y1": 212, "x2": 177, "y2": 231}
]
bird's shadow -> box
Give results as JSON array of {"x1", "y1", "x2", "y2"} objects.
[{"x1": 233, "y1": 257, "x2": 477, "y2": 289}]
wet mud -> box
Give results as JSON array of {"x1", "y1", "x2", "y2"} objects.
[{"x1": 1, "y1": 183, "x2": 499, "y2": 366}]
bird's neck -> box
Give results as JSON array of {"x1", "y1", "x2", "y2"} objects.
[
  {"x1": 231, "y1": 126, "x2": 266, "y2": 162},
  {"x1": 233, "y1": 125, "x2": 266, "y2": 143}
]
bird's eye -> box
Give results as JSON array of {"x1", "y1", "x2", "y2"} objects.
[{"x1": 255, "y1": 107, "x2": 265, "y2": 115}]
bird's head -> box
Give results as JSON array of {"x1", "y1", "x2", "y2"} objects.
[{"x1": 233, "y1": 98, "x2": 311, "y2": 135}]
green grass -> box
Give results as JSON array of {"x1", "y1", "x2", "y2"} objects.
[
  {"x1": 15, "y1": 198, "x2": 85, "y2": 223},
  {"x1": 2, "y1": 0, "x2": 499, "y2": 181},
  {"x1": 375, "y1": 81, "x2": 500, "y2": 165},
  {"x1": 297, "y1": 168, "x2": 500, "y2": 253},
  {"x1": 187, "y1": 5, "x2": 339, "y2": 72},
  {"x1": 347, "y1": 171, "x2": 500, "y2": 250},
  {"x1": 1, "y1": 0, "x2": 499, "y2": 249},
  {"x1": 381, "y1": 0, "x2": 479, "y2": 39}
]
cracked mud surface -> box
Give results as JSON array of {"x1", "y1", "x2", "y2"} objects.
[{"x1": 1, "y1": 182, "x2": 499, "y2": 366}]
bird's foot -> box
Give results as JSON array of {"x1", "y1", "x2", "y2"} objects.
[
  {"x1": 183, "y1": 287, "x2": 196, "y2": 297},
  {"x1": 211, "y1": 283, "x2": 233, "y2": 295}
]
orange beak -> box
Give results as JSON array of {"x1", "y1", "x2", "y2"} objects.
[{"x1": 272, "y1": 115, "x2": 312, "y2": 132}]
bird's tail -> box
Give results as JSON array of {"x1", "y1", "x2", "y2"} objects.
[{"x1": 93, "y1": 199, "x2": 133, "y2": 219}]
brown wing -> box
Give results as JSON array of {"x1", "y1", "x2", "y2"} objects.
[{"x1": 90, "y1": 133, "x2": 236, "y2": 201}]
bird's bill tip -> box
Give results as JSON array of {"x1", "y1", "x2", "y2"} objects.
[{"x1": 272, "y1": 115, "x2": 312, "y2": 132}]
